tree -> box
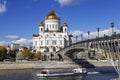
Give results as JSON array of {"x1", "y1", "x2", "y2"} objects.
[
  {"x1": 8, "y1": 49, "x2": 18, "y2": 58},
  {"x1": 20, "y1": 50, "x2": 26, "y2": 59},
  {"x1": 20, "y1": 48, "x2": 32, "y2": 59},
  {"x1": 34, "y1": 51, "x2": 41, "y2": 60},
  {"x1": 0, "y1": 46, "x2": 7, "y2": 61}
]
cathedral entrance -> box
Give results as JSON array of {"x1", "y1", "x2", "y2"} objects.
[
  {"x1": 53, "y1": 47, "x2": 56, "y2": 52},
  {"x1": 45, "y1": 47, "x2": 49, "y2": 52}
]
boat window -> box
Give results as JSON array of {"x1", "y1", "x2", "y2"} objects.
[{"x1": 41, "y1": 71, "x2": 47, "y2": 74}]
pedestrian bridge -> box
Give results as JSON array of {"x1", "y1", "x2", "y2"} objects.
[{"x1": 55, "y1": 33, "x2": 120, "y2": 62}]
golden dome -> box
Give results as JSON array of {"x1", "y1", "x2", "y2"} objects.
[
  {"x1": 46, "y1": 10, "x2": 60, "y2": 20},
  {"x1": 63, "y1": 22, "x2": 68, "y2": 27},
  {"x1": 39, "y1": 22, "x2": 44, "y2": 27}
]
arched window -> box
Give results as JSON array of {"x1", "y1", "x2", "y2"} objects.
[
  {"x1": 47, "y1": 40, "x2": 49, "y2": 45},
  {"x1": 65, "y1": 28, "x2": 67, "y2": 32},
  {"x1": 52, "y1": 24, "x2": 54, "y2": 29},
  {"x1": 55, "y1": 24, "x2": 57, "y2": 29},
  {"x1": 52, "y1": 40, "x2": 57, "y2": 45},
  {"x1": 50, "y1": 24, "x2": 51, "y2": 29},
  {"x1": 41, "y1": 28, "x2": 43, "y2": 31},
  {"x1": 60, "y1": 40, "x2": 62, "y2": 45}
]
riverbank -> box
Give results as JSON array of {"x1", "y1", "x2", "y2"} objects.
[
  {"x1": 0, "y1": 60, "x2": 113, "y2": 70},
  {"x1": 0, "y1": 61, "x2": 79, "y2": 70}
]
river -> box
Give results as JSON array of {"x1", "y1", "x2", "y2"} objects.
[{"x1": 0, "y1": 67, "x2": 118, "y2": 80}]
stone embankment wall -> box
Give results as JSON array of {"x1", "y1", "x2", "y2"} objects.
[
  {"x1": 0, "y1": 60, "x2": 113, "y2": 70},
  {"x1": 0, "y1": 61, "x2": 40, "y2": 70},
  {"x1": 0, "y1": 61, "x2": 78, "y2": 70}
]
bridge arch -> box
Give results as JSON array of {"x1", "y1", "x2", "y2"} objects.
[
  {"x1": 56, "y1": 44, "x2": 88, "y2": 61},
  {"x1": 65, "y1": 48, "x2": 85, "y2": 60}
]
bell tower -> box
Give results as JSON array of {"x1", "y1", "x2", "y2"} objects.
[
  {"x1": 39, "y1": 22, "x2": 44, "y2": 34},
  {"x1": 63, "y1": 22, "x2": 68, "y2": 33}
]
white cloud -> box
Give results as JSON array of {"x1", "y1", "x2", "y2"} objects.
[
  {"x1": 0, "y1": 35, "x2": 33, "y2": 47},
  {"x1": 11, "y1": 38, "x2": 33, "y2": 47},
  {"x1": 0, "y1": 1, "x2": 7, "y2": 14},
  {"x1": 5, "y1": 35, "x2": 19, "y2": 39},
  {"x1": 70, "y1": 30, "x2": 83, "y2": 43},
  {"x1": 55, "y1": 0, "x2": 80, "y2": 6},
  {"x1": 1, "y1": 28, "x2": 120, "y2": 47}
]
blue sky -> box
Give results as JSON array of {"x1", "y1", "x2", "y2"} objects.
[{"x1": 0, "y1": 0, "x2": 120, "y2": 46}]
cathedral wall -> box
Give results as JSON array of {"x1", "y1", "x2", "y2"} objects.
[
  {"x1": 45, "y1": 20, "x2": 59, "y2": 31},
  {"x1": 33, "y1": 10, "x2": 70, "y2": 54}
]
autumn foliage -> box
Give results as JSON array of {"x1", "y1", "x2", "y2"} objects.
[
  {"x1": 34, "y1": 51, "x2": 41, "y2": 60},
  {"x1": 20, "y1": 48, "x2": 32, "y2": 59},
  {"x1": 0, "y1": 46, "x2": 7, "y2": 61}
]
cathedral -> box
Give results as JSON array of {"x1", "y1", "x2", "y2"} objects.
[{"x1": 33, "y1": 10, "x2": 71, "y2": 54}]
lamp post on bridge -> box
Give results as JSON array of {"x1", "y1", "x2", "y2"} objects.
[
  {"x1": 97, "y1": 27, "x2": 100, "y2": 38},
  {"x1": 111, "y1": 22, "x2": 114, "y2": 35},
  {"x1": 81, "y1": 33, "x2": 83, "y2": 41},
  {"x1": 96, "y1": 27, "x2": 100, "y2": 61}
]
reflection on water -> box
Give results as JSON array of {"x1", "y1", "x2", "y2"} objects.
[{"x1": 0, "y1": 67, "x2": 118, "y2": 80}]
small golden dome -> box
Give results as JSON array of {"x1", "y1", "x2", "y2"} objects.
[
  {"x1": 39, "y1": 22, "x2": 44, "y2": 27},
  {"x1": 63, "y1": 22, "x2": 68, "y2": 27},
  {"x1": 46, "y1": 10, "x2": 60, "y2": 20}
]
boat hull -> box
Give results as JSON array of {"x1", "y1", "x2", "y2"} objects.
[{"x1": 37, "y1": 73, "x2": 87, "y2": 78}]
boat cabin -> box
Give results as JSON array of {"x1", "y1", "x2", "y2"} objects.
[
  {"x1": 73, "y1": 68, "x2": 87, "y2": 73},
  {"x1": 41, "y1": 70, "x2": 49, "y2": 74}
]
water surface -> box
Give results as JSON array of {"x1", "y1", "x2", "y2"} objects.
[{"x1": 0, "y1": 67, "x2": 118, "y2": 80}]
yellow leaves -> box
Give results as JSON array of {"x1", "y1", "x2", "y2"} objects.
[
  {"x1": 20, "y1": 49, "x2": 32, "y2": 59},
  {"x1": 0, "y1": 46, "x2": 7, "y2": 53},
  {"x1": 100, "y1": 54, "x2": 106, "y2": 60},
  {"x1": 20, "y1": 50, "x2": 26, "y2": 59},
  {"x1": 34, "y1": 51, "x2": 41, "y2": 59},
  {"x1": 0, "y1": 46, "x2": 7, "y2": 60}
]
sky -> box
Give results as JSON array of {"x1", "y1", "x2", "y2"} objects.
[{"x1": 0, "y1": 0, "x2": 120, "y2": 46}]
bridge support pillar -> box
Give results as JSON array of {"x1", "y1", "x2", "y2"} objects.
[{"x1": 118, "y1": 54, "x2": 120, "y2": 79}]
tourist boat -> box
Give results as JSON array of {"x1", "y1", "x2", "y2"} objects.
[{"x1": 36, "y1": 68, "x2": 87, "y2": 78}]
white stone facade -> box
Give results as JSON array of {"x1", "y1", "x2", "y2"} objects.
[{"x1": 33, "y1": 10, "x2": 70, "y2": 53}]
